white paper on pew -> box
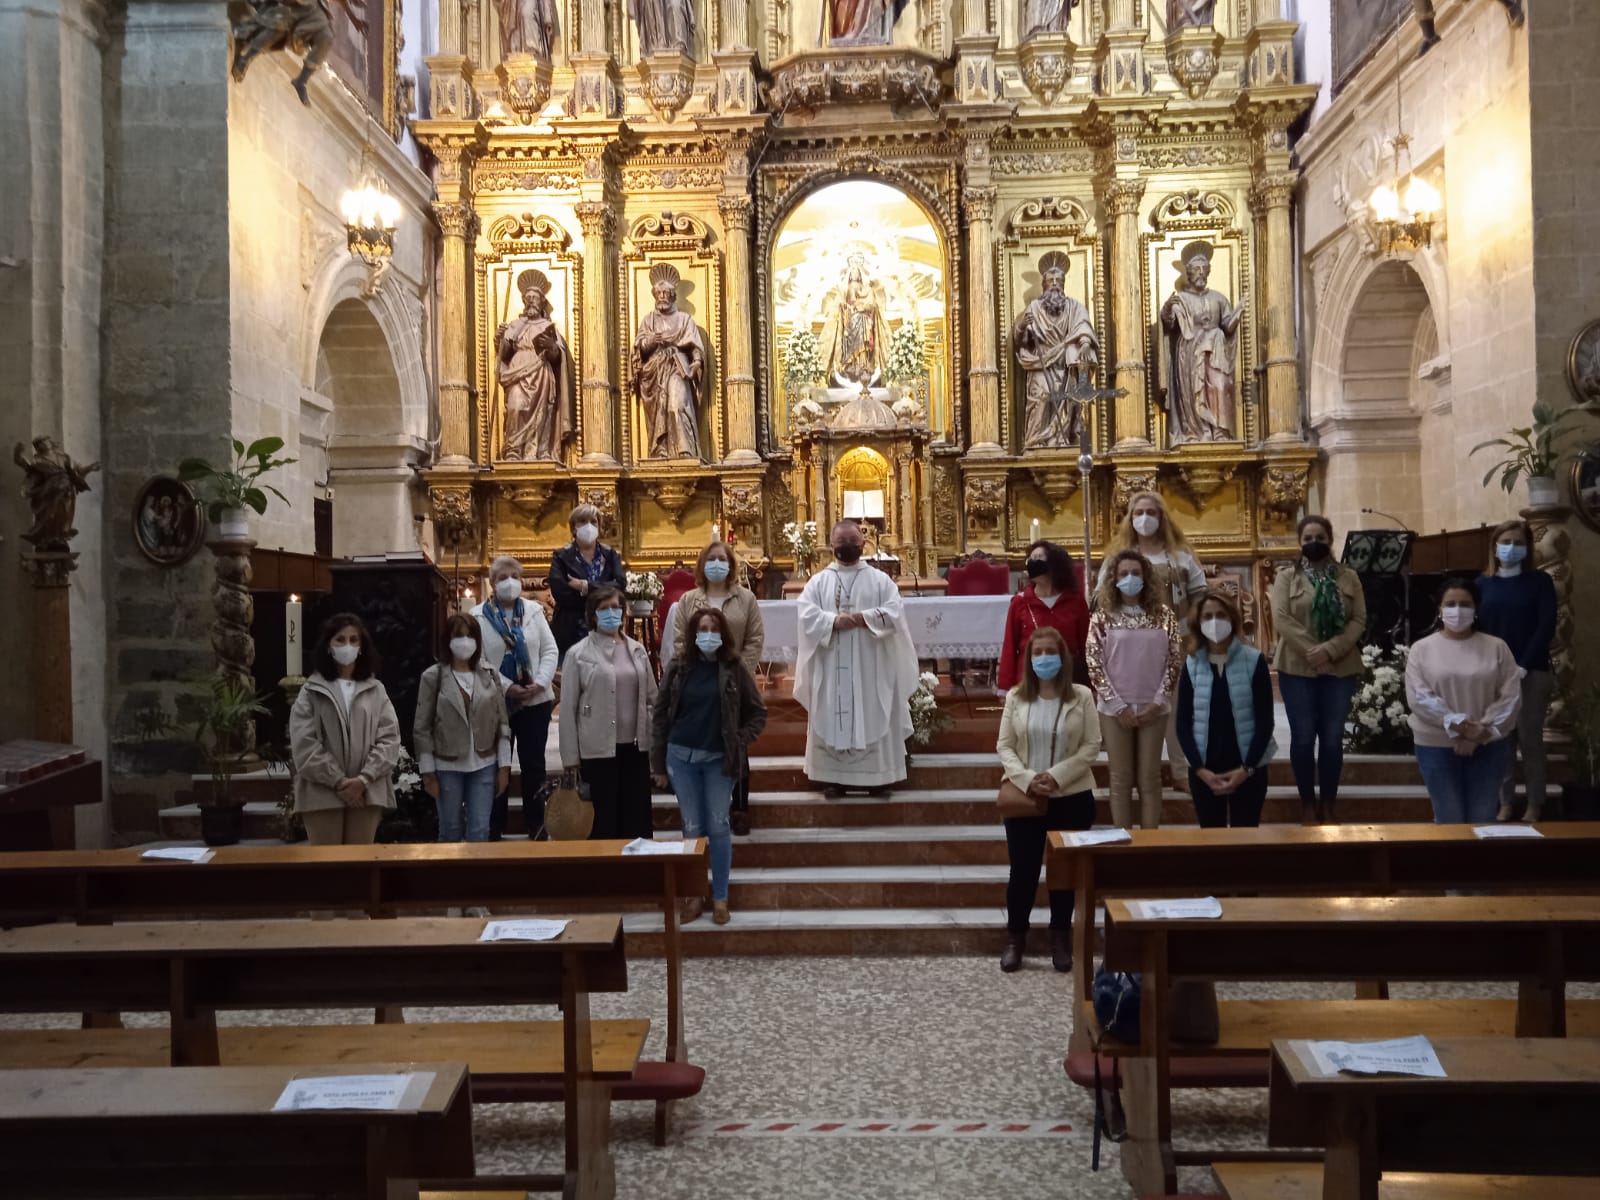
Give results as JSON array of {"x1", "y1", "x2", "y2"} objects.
[
  {"x1": 622, "y1": 837, "x2": 689, "y2": 855},
  {"x1": 1301, "y1": 1035, "x2": 1447, "y2": 1079},
  {"x1": 479, "y1": 919, "x2": 569, "y2": 942},
  {"x1": 1062, "y1": 828, "x2": 1133, "y2": 847},
  {"x1": 272, "y1": 1071, "x2": 432, "y2": 1111},
  {"x1": 1472, "y1": 824, "x2": 1544, "y2": 839},
  {"x1": 140, "y1": 847, "x2": 216, "y2": 863},
  {"x1": 1126, "y1": 897, "x2": 1224, "y2": 920}
]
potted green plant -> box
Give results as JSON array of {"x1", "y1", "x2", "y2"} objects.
[
  {"x1": 1471, "y1": 399, "x2": 1597, "y2": 508},
  {"x1": 624, "y1": 569, "x2": 664, "y2": 616},
  {"x1": 178, "y1": 436, "x2": 297, "y2": 538},
  {"x1": 193, "y1": 673, "x2": 270, "y2": 846},
  {"x1": 1561, "y1": 678, "x2": 1600, "y2": 821}
]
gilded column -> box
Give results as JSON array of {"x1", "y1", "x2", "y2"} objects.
[
  {"x1": 1105, "y1": 178, "x2": 1150, "y2": 450},
  {"x1": 1253, "y1": 171, "x2": 1300, "y2": 443},
  {"x1": 574, "y1": 199, "x2": 619, "y2": 467},
  {"x1": 434, "y1": 196, "x2": 475, "y2": 463},
  {"x1": 718, "y1": 194, "x2": 761, "y2": 465},
  {"x1": 963, "y1": 184, "x2": 1002, "y2": 455}
]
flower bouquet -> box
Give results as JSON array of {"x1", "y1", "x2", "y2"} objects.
[
  {"x1": 886, "y1": 322, "x2": 926, "y2": 385},
  {"x1": 783, "y1": 327, "x2": 824, "y2": 393},
  {"x1": 1344, "y1": 644, "x2": 1413, "y2": 754},
  {"x1": 625, "y1": 570, "x2": 664, "y2": 615},
  {"x1": 782, "y1": 520, "x2": 818, "y2": 576},
  {"x1": 908, "y1": 671, "x2": 954, "y2": 748}
]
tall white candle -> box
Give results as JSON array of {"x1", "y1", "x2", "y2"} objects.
[
  {"x1": 711, "y1": 522, "x2": 721, "y2": 543},
  {"x1": 285, "y1": 595, "x2": 303, "y2": 678},
  {"x1": 1030, "y1": 518, "x2": 1041, "y2": 543}
]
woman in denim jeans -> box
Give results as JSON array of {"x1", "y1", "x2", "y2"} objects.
[
  {"x1": 1269, "y1": 515, "x2": 1368, "y2": 825},
  {"x1": 649, "y1": 607, "x2": 767, "y2": 925},
  {"x1": 415, "y1": 614, "x2": 512, "y2": 842}
]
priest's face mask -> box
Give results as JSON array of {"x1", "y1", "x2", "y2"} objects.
[
  {"x1": 653, "y1": 281, "x2": 678, "y2": 313},
  {"x1": 832, "y1": 522, "x2": 865, "y2": 561}
]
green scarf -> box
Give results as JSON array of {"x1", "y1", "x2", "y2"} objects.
[{"x1": 1306, "y1": 562, "x2": 1346, "y2": 643}]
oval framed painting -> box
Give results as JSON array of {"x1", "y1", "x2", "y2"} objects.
[
  {"x1": 133, "y1": 476, "x2": 207, "y2": 566},
  {"x1": 1570, "y1": 446, "x2": 1600, "y2": 535},
  {"x1": 1566, "y1": 318, "x2": 1600, "y2": 404}
]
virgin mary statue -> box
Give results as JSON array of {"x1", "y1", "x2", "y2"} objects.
[
  {"x1": 818, "y1": 253, "x2": 893, "y2": 388},
  {"x1": 825, "y1": 0, "x2": 911, "y2": 47}
]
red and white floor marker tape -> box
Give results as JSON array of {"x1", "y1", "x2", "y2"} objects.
[{"x1": 684, "y1": 1119, "x2": 1074, "y2": 1139}]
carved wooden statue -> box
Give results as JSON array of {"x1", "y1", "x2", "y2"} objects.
[
  {"x1": 227, "y1": 0, "x2": 366, "y2": 105},
  {"x1": 825, "y1": 0, "x2": 910, "y2": 47},
  {"x1": 497, "y1": 269, "x2": 573, "y2": 462},
  {"x1": 1011, "y1": 252, "x2": 1100, "y2": 449},
  {"x1": 495, "y1": 0, "x2": 559, "y2": 59},
  {"x1": 14, "y1": 437, "x2": 100, "y2": 554},
  {"x1": 1022, "y1": 0, "x2": 1078, "y2": 39},
  {"x1": 1159, "y1": 241, "x2": 1243, "y2": 444},
  {"x1": 632, "y1": 264, "x2": 706, "y2": 460},
  {"x1": 629, "y1": 0, "x2": 696, "y2": 55},
  {"x1": 1168, "y1": 0, "x2": 1216, "y2": 30}
]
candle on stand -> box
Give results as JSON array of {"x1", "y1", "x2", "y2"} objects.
[
  {"x1": 711, "y1": 522, "x2": 721, "y2": 543},
  {"x1": 1030, "y1": 518, "x2": 1041, "y2": 543},
  {"x1": 285, "y1": 594, "x2": 303, "y2": 678}
]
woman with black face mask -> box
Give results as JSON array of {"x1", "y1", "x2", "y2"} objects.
[
  {"x1": 1269, "y1": 514, "x2": 1368, "y2": 826},
  {"x1": 998, "y1": 540, "x2": 1090, "y2": 692}
]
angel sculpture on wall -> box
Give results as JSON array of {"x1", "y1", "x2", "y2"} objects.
[
  {"x1": 227, "y1": 0, "x2": 367, "y2": 105},
  {"x1": 15, "y1": 437, "x2": 100, "y2": 555}
]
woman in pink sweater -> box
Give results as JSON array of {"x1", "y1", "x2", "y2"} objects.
[{"x1": 1404, "y1": 577, "x2": 1523, "y2": 824}]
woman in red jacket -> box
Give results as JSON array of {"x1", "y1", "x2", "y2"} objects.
[{"x1": 999, "y1": 541, "x2": 1090, "y2": 691}]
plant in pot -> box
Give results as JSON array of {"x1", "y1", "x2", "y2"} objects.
[
  {"x1": 178, "y1": 436, "x2": 297, "y2": 538},
  {"x1": 192, "y1": 673, "x2": 270, "y2": 846},
  {"x1": 1470, "y1": 398, "x2": 1597, "y2": 508},
  {"x1": 1561, "y1": 677, "x2": 1600, "y2": 821},
  {"x1": 624, "y1": 569, "x2": 664, "y2": 616}
]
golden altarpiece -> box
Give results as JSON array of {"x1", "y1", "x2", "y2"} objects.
[{"x1": 416, "y1": 0, "x2": 1318, "y2": 604}]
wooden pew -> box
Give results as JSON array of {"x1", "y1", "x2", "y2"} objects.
[
  {"x1": 1265, "y1": 1036, "x2": 1600, "y2": 1200},
  {"x1": 1047, "y1": 822, "x2": 1600, "y2": 1006},
  {"x1": 1215, "y1": 1164, "x2": 1599, "y2": 1200},
  {"x1": 0, "y1": 1062, "x2": 478, "y2": 1200},
  {"x1": 0, "y1": 915, "x2": 629, "y2": 1200},
  {"x1": 0, "y1": 839, "x2": 707, "y2": 1142},
  {"x1": 1094, "y1": 895, "x2": 1600, "y2": 1196}
]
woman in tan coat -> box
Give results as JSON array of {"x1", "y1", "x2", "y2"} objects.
[
  {"x1": 289, "y1": 613, "x2": 403, "y2": 845},
  {"x1": 415, "y1": 614, "x2": 511, "y2": 842},
  {"x1": 669, "y1": 540, "x2": 766, "y2": 833}
]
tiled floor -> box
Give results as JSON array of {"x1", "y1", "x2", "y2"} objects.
[{"x1": 6, "y1": 957, "x2": 1586, "y2": 1198}]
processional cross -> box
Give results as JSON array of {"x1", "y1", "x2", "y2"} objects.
[{"x1": 1039, "y1": 377, "x2": 1127, "y2": 601}]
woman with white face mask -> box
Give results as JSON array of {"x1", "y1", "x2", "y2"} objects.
[
  {"x1": 548, "y1": 503, "x2": 626, "y2": 657},
  {"x1": 1084, "y1": 550, "x2": 1183, "y2": 828},
  {"x1": 414, "y1": 614, "x2": 511, "y2": 842},
  {"x1": 473, "y1": 556, "x2": 558, "y2": 839},
  {"x1": 1476, "y1": 518, "x2": 1557, "y2": 822},
  {"x1": 1175, "y1": 590, "x2": 1276, "y2": 828},
  {"x1": 558, "y1": 585, "x2": 658, "y2": 840},
  {"x1": 1098, "y1": 491, "x2": 1206, "y2": 794},
  {"x1": 1405, "y1": 577, "x2": 1524, "y2": 825},
  {"x1": 289, "y1": 613, "x2": 402, "y2": 845},
  {"x1": 668, "y1": 541, "x2": 766, "y2": 834}
]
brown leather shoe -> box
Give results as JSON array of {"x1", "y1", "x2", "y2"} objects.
[
  {"x1": 679, "y1": 898, "x2": 704, "y2": 924},
  {"x1": 1000, "y1": 933, "x2": 1026, "y2": 973},
  {"x1": 1050, "y1": 928, "x2": 1073, "y2": 974},
  {"x1": 712, "y1": 900, "x2": 730, "y2": 925}
]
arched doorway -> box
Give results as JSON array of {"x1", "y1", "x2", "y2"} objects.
[
  {"x1": 314, "y1": 298, "x2": 425, "y2": 557},
  {"x1": 1312, "y1": 260, "x2": 1442, "y2": 536}
]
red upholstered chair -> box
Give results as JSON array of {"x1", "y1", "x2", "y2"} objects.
[
  {"x1": 660, "y1": 566, "x2": 697, "y2": 612},
  {"x1": 945, "y1": 550, "x2": 1011, "y2": 596}
]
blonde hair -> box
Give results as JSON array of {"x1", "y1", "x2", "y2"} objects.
[
  {"x1": 568, "y1": 503, "x2": 601, "y2": 535},
  {"x1": 1113, "y1": 490, "x2": 1190, "y2": 560},
  {"x1": 695, "y1": 541, "x2": 739, "y2": 590},
  {"x1": 1097, "y1": 549, "x2": 1165, "y2": 616},
  {"x1": 1485, "y1": 518, "x2": 1535, "y2": 575}
]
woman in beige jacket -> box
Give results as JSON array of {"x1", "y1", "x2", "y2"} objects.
[
  {"x1": 415, "y1": 613, "x2": 512, "y2": 842},
  {"x1": 996, "y1": 626, "x2": 1104, "y2": 975},
  {"x1": 669, "y1": 540, "x2": 766, "y2": 833},
  {"x1": 289, "y1": 613, "x2": 403, "y2": 845}
]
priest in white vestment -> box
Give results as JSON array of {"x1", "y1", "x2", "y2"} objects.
[{"x1": 794, "y1": 521, "x2": 920, "y2": 798}]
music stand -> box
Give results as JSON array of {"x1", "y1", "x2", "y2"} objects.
[{"x1": 1343, "y1": 529, "x2": 1415, "y2": 646}]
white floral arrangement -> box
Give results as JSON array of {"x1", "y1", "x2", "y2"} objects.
[
  {"x1": 886, "y1": 322, "x2": 926, "y2": 384},
  {"x1": 782, "y1": 520, "x2": 818, "y2": 561},
  {"x1": 1345, "y1": 643, "x2": 1413, "y2": 754},
  {"x1": 908, "y1": 670, "x2": 954, "y2": 747},
  {"x1": 392, "y1": 748, "x2": 423, "y2": 800},
  {"x1": 783, "y1": 328, "x2": 824, "y2": 390},
  {"x1": 624, "y1": 570, "x2": 664, "y2": 601}
]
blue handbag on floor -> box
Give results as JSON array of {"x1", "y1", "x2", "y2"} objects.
[{"x1": 1089, "y1": 965, "x2": 1139, "y2": 1169}]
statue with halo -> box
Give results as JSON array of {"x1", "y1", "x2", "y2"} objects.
[
  {"x1": 818, "y1": 252, "x2": 893, "y2": 389},
  {"x1": 497, "y1": 268, "x2": 572, "y2": 461},
  {"x1": 1159, "y1": 240, "x2": 1243, "y2": 444},
  {"x1": 633, "y1": 264, "x2": 706, "y2": 460},
  {"x1": 1011, "y1": 251, "x2": 1100, "y2": 449}
]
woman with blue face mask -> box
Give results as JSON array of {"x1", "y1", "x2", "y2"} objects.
[
  {"x1": 1476, "y1": 518, "x2": 1557, "y2": 822},
  {"x1": 557, "y1": 585, "x2": 658, "y2": 840},
  {"x1": 650, "y1": 607, "x2": 768, "y2": 924},
  {"x1": 995, "y1": 626, "x2": 1102, "y2": 973},
  {"x1": 668, "y1": 541, "x2": 767, "y2": 834},
  {"x1": 1085, "y1": 550, "x2": 1183, "y2": 829}
]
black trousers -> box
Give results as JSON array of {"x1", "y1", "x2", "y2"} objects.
[
  {"x1": 1189, "y1": 768, "x2": 1269, "y2": 828},
  {"x1": 1003, "y1": 789, "x2": 1095, "y2": 934},
  {"x1": 582, "y1": 744, "x2": 654, "y2": 840},
  {"x1": 731, "y1": 766, "x2": 750, "y2": 816},
  {"x1": 491, "y1": 701, "x2": 553, "y2": 841}
]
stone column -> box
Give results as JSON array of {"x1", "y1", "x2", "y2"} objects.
[
  {"x1": 718, "y1": 194, "x2": 761, "y2": 465},
  {"x1": 434, "y1": 197, "x2": 475, "y2": 462},
  {"x1": 1104, "y1": 178, "x2": 1150, "y2": 450},
  {"x1": 720, "y1": 0, "x2": 749, "y2": 48},
  {"x1": 1253, "y1": 171, "x2": 1300, "y2": 443},
  {"x1": 963, "y1": 184, "x2": 1003, "y2": 456},
  {"x1": 1099, "y1": 0, "x2": 1148, "y2": 96},
  {"x1": 574, "y1": 199, "x2": 620, "y2": 467},
  {"x1": 207, "y1": 536, "x2": 259, "y2": 761}
]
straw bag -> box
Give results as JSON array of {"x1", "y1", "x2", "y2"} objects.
[{"x1": 542, "y1": 768, "x2": 594, "y2": 840}]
